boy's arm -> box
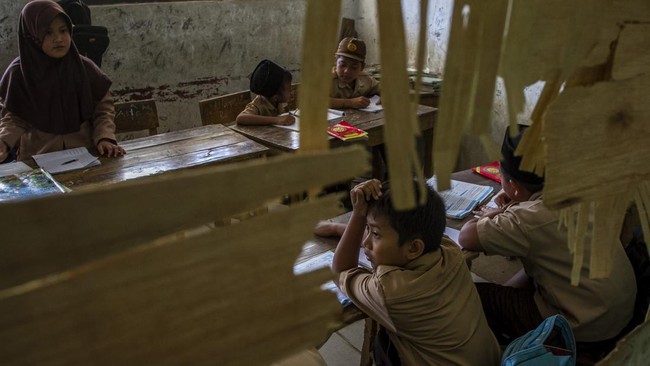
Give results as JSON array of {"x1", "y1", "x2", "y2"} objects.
[
  {"x1": 331, "y1": 211, "x2": 366, "y2": 273},
  {"x1": 235, "y1": 112, "x2": 295, "y2": 126},
  {"x1": 458, "y1": 218, "x2": 484, "y2": 252}
]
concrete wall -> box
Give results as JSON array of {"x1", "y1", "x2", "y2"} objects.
[
  {"x1": 353, "y1": 0, "x2": 543, "y2": 169},
  {"x1": 1, "y1": 0, "x2": 307, "y2": 137}
]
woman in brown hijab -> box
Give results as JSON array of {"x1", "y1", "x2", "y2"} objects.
[{"x1": 0, "y1": 0, "x2": 124, "y2": 162}]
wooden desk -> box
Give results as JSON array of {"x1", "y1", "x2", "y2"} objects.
[
  {"x1": 226, "y1": 105, "x2": 437, "y2": 176},
  {"x1": 55, "y1": 124, "x2": 270, "y2": 189}
]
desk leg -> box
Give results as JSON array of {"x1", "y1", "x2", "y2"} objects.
[{"x1": 360, "y1": 318, "x2": 378, "y2": 366}]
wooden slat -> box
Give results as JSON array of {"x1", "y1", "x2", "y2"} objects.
[
  {"x1": 0, "y1": 197, "x2": 342, "y2": 366},
  {"x1": 114, "y1": 99, "x2": 159, "y2": 136},
  {"x1": 0, "y1": 146, "x2": 369, "y2": 290},
  {"x1": 544, "y1": 74, "x2": 650, "y2": 208},
  {"x1": 612, "y1": 24, "x2": 650, "y2": 81},
  {"x1": 376, "y1": 0, "x2": 424, "y2": 209},
  {"x1": 298, "y1": 0, "x2": 341, "y2": 153}
]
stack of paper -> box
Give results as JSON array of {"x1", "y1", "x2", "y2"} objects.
[
  {"x1": 274, "y1": 108, "x2": 345, "y2": 131},
  {"x1": 0, "y1": 161, "x2": 32, "y2": 178},
  {"x1": 32, "y1": 147, "x2": 100, "y2": 174},
  {"x1": 427, "y1": 177, "x2": 494, "y2": 219}
]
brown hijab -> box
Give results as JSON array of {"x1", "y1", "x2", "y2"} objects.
[{"x1": 0, "y1": 0, "x2": 111, "y2": 134}]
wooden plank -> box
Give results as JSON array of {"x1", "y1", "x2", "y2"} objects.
[
  {"x1": 612, "y1": 24, "x2": 650, "y2": 81},
  {"x1": 0, "y1": 146, "x2": 370, "y2": 290},
  {"x1": 544, "y1": 74, "x2": 650, "y2": 208},
  {"x1": 298, "y1": 0, "x2": 341, "y2": 153},
  {"x1": 598, "y1": 319, "x2": 650, "y2": 365},
  {"x1": 0, "y1": 198, "x2": 342, "y2": 366},
  {"x1": 114, "y1": 99, "x2": 159, "y2": 136},
  {"x1": 199, "y1": 90, "x2": 252, "y2": 126}
]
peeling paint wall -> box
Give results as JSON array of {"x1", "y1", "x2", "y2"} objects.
[{"x1": 1, "y1": 0, "x2": 306, "y2": 135}]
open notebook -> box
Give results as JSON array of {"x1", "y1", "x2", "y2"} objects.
[
  {"x1": 294, "y1": 248, "x2": 371, "y2": 307},
  {"x1": 274, "y1": 108, "x2": 345, "y2": 131}
]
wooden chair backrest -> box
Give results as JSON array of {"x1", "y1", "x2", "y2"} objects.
[
  {"x1": 199, "y1": 90, "x2": 252, "y2": 126},
  {"x1": 288, "y1": 83, "x2": 299, "y2": 111},
  {"x1": 114, "y1": 99, "x2": 159, "y2": 136}
]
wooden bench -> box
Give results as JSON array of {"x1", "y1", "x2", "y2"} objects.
[
  {"x1": 199, "y1": 90, "x2": 252, "y2": 126},
  {"x1": 114, "y1": 99, "x2": 159, "y2": 136}
]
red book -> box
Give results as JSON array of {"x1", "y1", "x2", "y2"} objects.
[
  {"x1": 472, "y1": 161, "x2": 501, "y2": 183},
  {"x1": 327, "y1": 121, "x2": 368, "y2": 141}
]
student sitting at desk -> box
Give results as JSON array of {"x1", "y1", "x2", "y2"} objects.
[
  {"x1": 0, "y1": 0, "x2": 124, "y2": 163},
  {"x1": 236, "y1": 59, "x2": 295, "y2": 126},
  {"x1": 330, "y1": 179, "x2": 501, "y2": 365},
  {"x1": 329, "y1": 38, "x2": 381, "y2": 110},
  {"x1": 458, "y1": 125, "x2": 636, "y2": 349}
]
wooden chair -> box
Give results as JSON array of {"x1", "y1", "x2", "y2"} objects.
[
  {"x1": 288, "y1": 83, "x2": 299, "y2": 111},
  {"x1": 199, "y1": 90, "x2": 252, "y2": 126},
  {"x1": 114, "y1": 99, "x2": 159, "y2": 136}
]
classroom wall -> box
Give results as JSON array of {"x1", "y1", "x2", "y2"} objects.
[
  {"x1": 353, "y1": 0, "x2": 543, "y2": 169},
  {"x1": 0, "y1": 0, "x2": 308, "y2": 136}
]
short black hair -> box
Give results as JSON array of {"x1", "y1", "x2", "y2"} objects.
[
  {"x1": 249, "y1": 59, "x2": 291, "y2": 98},
  {"x1": 500, "y1": 124, "x2": 544, "y2": 193},
  {"x1": 367, "y1": 180, "x2": 446, "y2": 253}
]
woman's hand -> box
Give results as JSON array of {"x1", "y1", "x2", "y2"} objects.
[
  {"x1": 97, "y1": 140, "x2": 125, "y2": 158},
  {"x1": 350, "y1": 179, "x2": 382, "y2": 217}
]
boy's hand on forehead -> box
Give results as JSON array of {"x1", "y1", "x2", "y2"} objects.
[{"x1": 350, "y1": 179, "x2": 382, "y2": 217}]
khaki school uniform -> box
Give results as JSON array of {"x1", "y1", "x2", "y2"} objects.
[
  {"x1": 329, "y1": 69, "x2": 380, "y2": 99},
  {"x1": 339, "y1": 239, "x2": 501, "y2": 366},
  {"x1": 476, "y1": 191, "x2": 636, "y2": 342},
  {"x1": 241, "y1": 95, "x2": 288, "y2": 117},
  {"x1": 0, "y1": 91, "x2": 116, "y2": 161}
]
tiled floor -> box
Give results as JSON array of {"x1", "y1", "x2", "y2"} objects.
[{"x1": 317, "y1": 255, "x2": 522, "y2": 365}]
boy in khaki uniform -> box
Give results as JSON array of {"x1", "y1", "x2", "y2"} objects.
[
  {"x1": 329, "y1": 37, "x2": 381, "y2": 109},
  {"x1": 331, "y1": 179, "x2": 501, "y2": 366},
  {"x1": 236, "y1": 59, "x2": 295, "y2": 126},
  {"x1": 459, "y1": 125, "x2": 636, "y2": 347}
]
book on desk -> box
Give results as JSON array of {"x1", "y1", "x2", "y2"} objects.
[
  {"x1": 427, "y1": 176, "x2": 494, "y2": 219},
  {"x1": 0, "y1": 168, "x2": 70, "y2": 202},
  {"x1": 294, "y1": 248, "x2": 371, "y2": 307},
  {"x1": 274, "y1": 108, "x2": 345, "y2": 132}
]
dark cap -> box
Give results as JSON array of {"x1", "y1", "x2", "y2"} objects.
[
  {"x1": 335, "y1": 37, "x2": 366, "y2": 63},
  {"x1": 500, "y1": 125, "x2": 544, "y2": 186},
  {"x1": 249, "y1": 59, "x2": 285, "y2": 98}
]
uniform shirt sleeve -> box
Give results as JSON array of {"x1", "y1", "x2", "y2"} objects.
[
  {"x1": 241, "y1": 100, "x2": 261, "y2": 115},
  {"x1": 338, "y1": 267, "x2": 398, "y2": 333},
  {"x1": 476, "y1": 209, "x2": 531, "y2": 257},
  {"x1": 0, "y1": 111, "x2": 29, "y2": 151},
  {"x1": 367, "y1": 76, "x2": 381, "y2": 96},
  {"x1": 91, "y1": 90, "x2": 117, "y2": 145}
]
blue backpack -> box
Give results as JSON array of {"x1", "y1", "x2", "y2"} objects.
[{"x1": 502, "y1": 315, "x2": 576, "y2": 366}]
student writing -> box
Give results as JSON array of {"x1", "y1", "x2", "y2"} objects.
[
  {"x1": 329, "y1": 37, "x2": 381, "y2": 109},
  {"x1": 0, "y1": 0, "x2": 124, "y2": 163},
  {"x1": 330, "y1": 179, "x2": 501, "y2": 365},
  {"x1": 236, "y1": 59, "x2": 295, "y2": 126},
  {"x1": 459, "y1": 125, "x2": 636, "y2": 350}
]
